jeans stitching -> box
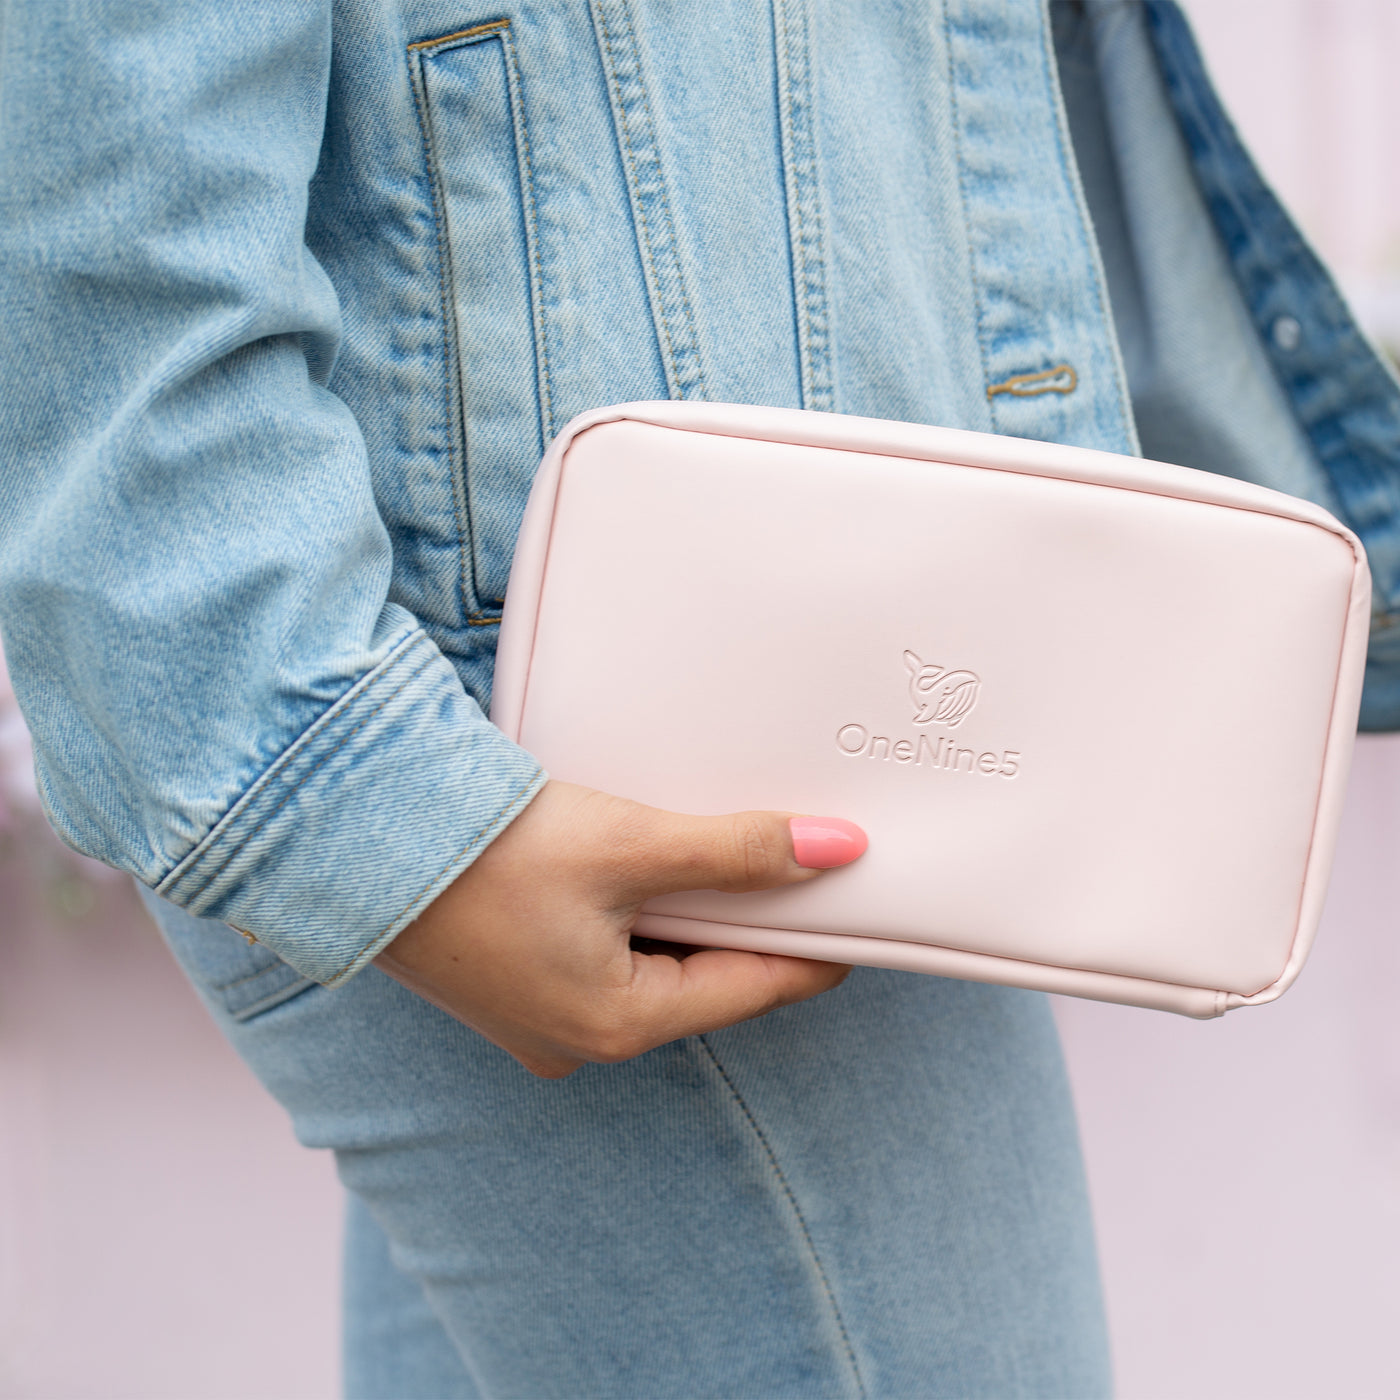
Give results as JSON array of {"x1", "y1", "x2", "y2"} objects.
[
  {"x1": 496, "y1": 26, "x2": 557, "y2": 446},
  {"x1": 407, "y1": 41, "x2": 478, "y2": 620},
  {"x1": 591, "y1": 2, "x2": 683, "y2": 390},
  {"x1": 154, "y1": 630, "x2": 424, "y2": 894},
  {"x1": 943, "y1": 4, "x2": 995, "y2": 429},
  {"x1": 696, "y1": 1035, "x2": 867, "y2": 1400},
  {"x1": 229, "y1": 977, "x2": 318, "y2": 1022},
  {"x1": 617, "y1": 0, "x2": 709, "y2": 402},
  {"x1": 1033, "y1": 0, "x2": 1129, "y2": 428},
  {"x1": 411, "y1": 20, "x2": 549, "y2": 617},
  {"x1": 591, "y1": 0, "x2": 708, "y2": 401},
  {"x1": 774, "y1": 0, "x2": 833, "y2": 412},
  {"x1": 172, "y1": 640, "x2": 439, "y2": 903},
  {"x1": 213, "y1": 959, "x2": 300, "y2": 995},
  {"x1": 408, "y1": 20, "x2": 510, "y2": 51}
]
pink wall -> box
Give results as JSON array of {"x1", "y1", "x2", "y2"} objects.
[
  {"x1": 3, "y1": 4, "x2": 1399, "y2": 1396},
  {"x1": 1057, "y1": 735, "x2": 1400, "y2": 1400}
]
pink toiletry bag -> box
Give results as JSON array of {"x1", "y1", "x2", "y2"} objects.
[{"x1": 491, "y1": 402, "x2": 1371, "y2": 1017}]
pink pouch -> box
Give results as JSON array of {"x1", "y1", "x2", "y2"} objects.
[{"x1": 492, "y1": 402, "x2": 1371, "y2": 1017}]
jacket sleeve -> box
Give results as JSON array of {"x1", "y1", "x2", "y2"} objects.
[{"x1": 0, "y1": 2, "x2": 546, "y2": 985}]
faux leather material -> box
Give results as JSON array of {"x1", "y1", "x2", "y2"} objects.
[{"x1": 493, "y1": 402, "x2": 1371, "y2": 1017}]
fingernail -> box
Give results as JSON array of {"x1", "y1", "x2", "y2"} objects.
[{"x1": 789, "y1": 816, "x2": 868, "y2": 869}]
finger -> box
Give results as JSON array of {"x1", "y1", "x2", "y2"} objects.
[
  {"x1": 627, "y1": 810, "x2": 868, "y2": 900},
  {"x1": 602, "y1": 946, "x2": 851, "y2": 1056}
]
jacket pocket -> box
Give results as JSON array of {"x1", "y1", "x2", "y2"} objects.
[
  {"x1": 140, "y1": 887, "x2": 320, "y2": 1024},
  {"x1": 410, "y1": 21, "x2": 553, "y2": 617}
]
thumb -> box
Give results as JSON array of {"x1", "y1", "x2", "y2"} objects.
[{"x1": 633, "y1": 810, "x2": 868, "y2": 900}]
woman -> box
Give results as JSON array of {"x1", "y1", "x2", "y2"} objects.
[{"x1": 3, "y1": 2, "x2": 1397, "y2": 1395}]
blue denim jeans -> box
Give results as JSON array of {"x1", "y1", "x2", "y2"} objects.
[{"x1": 146, "y1": 889, "x2": 1108, "y2": 1399}]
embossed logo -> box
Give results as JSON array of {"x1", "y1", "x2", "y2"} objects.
[
  {"x1": 832, "y1": 650, "x2": 1020, "y2": 779},
  {"x1": 903, "y1": 650, "x2": 979, "y2": 729}
]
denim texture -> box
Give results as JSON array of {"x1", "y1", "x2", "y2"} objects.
[
  {"x1": 1141, "y1": 1, "x2": 1400, "y2": 728},
  {"x1": 150, "y1": 890, "x2": 1110, "y2": 1400}
]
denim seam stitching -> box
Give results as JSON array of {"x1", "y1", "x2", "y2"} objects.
[
  {"x1": 618, "y1": 0, "x2": 709, "y2": 402},
  {"x1": 773, "y1": 0, "x2": 834, "y2": 412},
  {"x1": 182, "y1": 648, "x2": 438, "y2": 900},
  {"x1": 412, "y1": 21, "x2": 540, "y2": 621},
  {"x1": 590, "y1": 0, "x2": 708, "y2": 401},
  {"x1": 592, "y1": 1, "x2": 684, "y2": 392},
  {"x1": 229, "y1": 977, "x2": 318, "y2": 1022},
  {"x1": 154, "y1": 629, "x2": 427, "y2": 895},
  {"x1": 408, "y1": 20, "x2": 510, "y2": 51},
  {"x1": 496, "y1": 25, "x2": 558, "y2": 447},
  {"x1": 1033, "y1": 0, "x2": 1137, "y2": 444},
  {"x1": 164, "y1": 636, "x2": 438, "y2": 904},
  {"x1": 213, "y1": 961, "x2": 301, "y2": 995},
  {"x1": 324, "y1": 766, "x2": 545, "y2": 983},
  {"x1": 942, "y1": 5, "x2": 995, "y2": 428},
  {"x1": 407, "y1": 42, "x2": 479, "y2": 620},
  {"x1": 696, "y1": 1036, "x2": 867, "y2": 1400}
]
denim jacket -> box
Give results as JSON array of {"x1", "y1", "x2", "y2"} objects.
[{"x1": 3, "y1": 1, "x2": 1399, "y2": 986}]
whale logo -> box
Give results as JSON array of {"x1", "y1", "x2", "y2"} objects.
[{"x1": 903, "y1": 650, "x2": 980, "y2": 728}]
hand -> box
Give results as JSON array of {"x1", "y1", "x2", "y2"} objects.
[{"x1": 375, "y1": 781, "x2": 867, "y2": 1078}]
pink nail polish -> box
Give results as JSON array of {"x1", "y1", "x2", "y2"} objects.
[{"x1": 789, "y1": 816, "x2": 868, "y2": 869}]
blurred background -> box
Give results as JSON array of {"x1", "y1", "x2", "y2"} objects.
[{"x1": 3, "y1": 3, "x2": 1399, "y2": 1397}]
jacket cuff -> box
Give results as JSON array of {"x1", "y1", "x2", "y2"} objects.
[{"x1": 155, "y1": 630, "x2": 545, "y2": 986}]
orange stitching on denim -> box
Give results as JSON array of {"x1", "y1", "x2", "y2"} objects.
[
  {"x1": 408, "y1": 19, "x2": 509, "y2": 51},
  {"x1": 326, "y1": 768, "x2": 545, "y2": 983},
  {"x1": 466, "y1": 615, "x2": 500, "y2": 626},
  {"x1": 178, "y1": 641, "x2": 440, "y2": 902},
  {"x1": 986, "y1": 363, "x2": 1078, "y2": 398}
]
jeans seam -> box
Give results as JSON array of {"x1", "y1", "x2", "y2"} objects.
[
  {"x1": 407, "y1": 36, "x2": 478, "y2": 620},
  {"x1": 412, "y1": 19, "x2": 555, "y2": 609},
  {"x1": 1033, "y1": 0, "x2": 1134, "y2": 435},
  {"x1": 696, "y1": 1035, "x2": 867, "y2": 1400},
  {"x1": 165, "y1": 636, "x2": 438, "y2": 904},
  {"x1": 496, "y1": 24, "x2": 557, "y2": 447},
  {"x1": 213, "y1": 959, "x2": 296, "y2": 995},
  {"x1": 943, "y1": 4, "x2": 995, "y2": 429},
  {"x1": 590, "y1": 0, "x2": 709, "y2": 401},
  {"x1": 408, "y1": 19, "x2": 510, "y2": 51},
  {"x1": 773, "y1": 0, "x2": 834, "y2": 413},
  {"x1": 618, "y1": 0, "x2": 708, "y2": 402}
]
